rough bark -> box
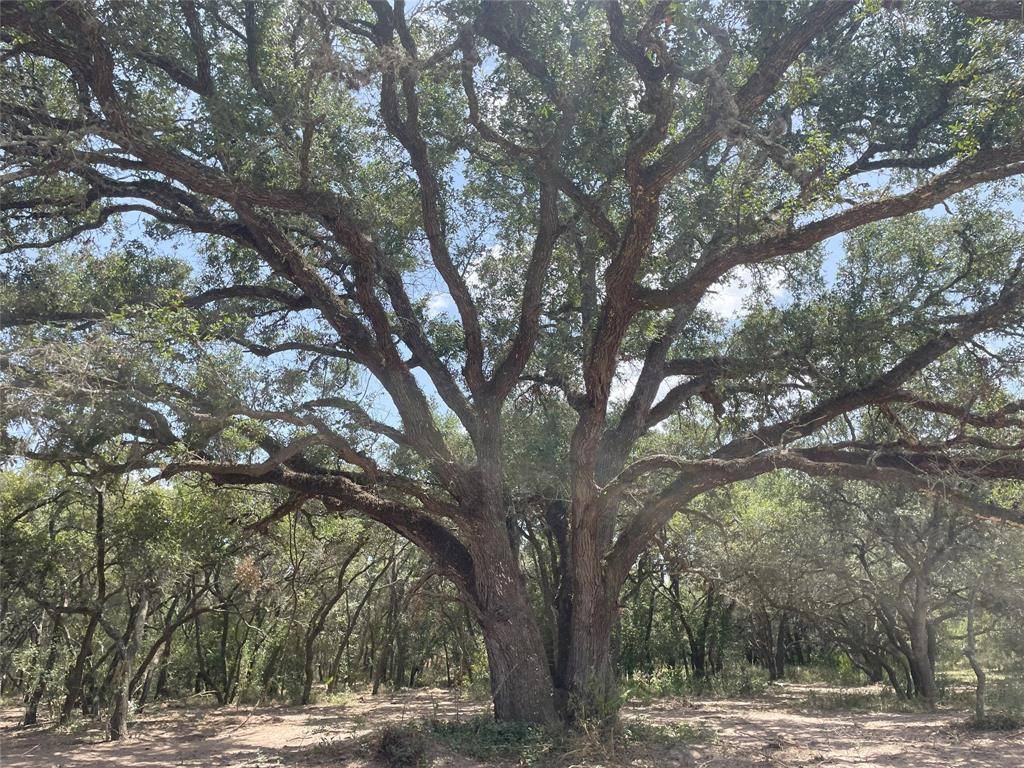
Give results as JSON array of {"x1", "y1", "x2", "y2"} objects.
[
  {"x1": 471, "y1": 527, "x2": 557, "y2": 724},
  {"x1": 60, "y1": 612, "x2": 99, "y2": 724}
]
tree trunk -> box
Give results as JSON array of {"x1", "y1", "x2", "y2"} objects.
[
  {"x1": 154, "y1": 627, "x2": 175, "y2": 700},
  {"x1": 327, "y1": 563, "x2": 384, "y2": 694},
  {"x1": 109, "y1": 591, "x2": 150, "y2": 740},
  {"x1": 482, "y1": 612, "x2": 560, "y2": 724},
  {"x1": 882, "y1": 659, "x2": 905, "y2": 697},
  {"x1": 62, "y1": 489, "x2": 106, "y2": 723},
  {"x1": 60, "y1": 613, "x2": 99, "y2": 723},
  {"x1": 563, "y1": 577, "x2": 616, "y2": 724},
  {"x1": 964, "y1": 593, "x2": 985, "y2": 720},
  {"x1": 470, "y1": 527, "x2": 557, "y2": 725},
  {"x1": 301, "y1": 642, "x2": 318, "y2": 704},
  {"x1": 23, "y1": 609, "x2": 62, "y2": 727},
  {"x1": 773, "y1": 612, "x2": 788, "y2": 681},
  {"x1": 908, "y1": 575, "x2": 937, "y2": 710},
  {"x1": 302, "y1": 543, "x2": 362, "y2": 704}
]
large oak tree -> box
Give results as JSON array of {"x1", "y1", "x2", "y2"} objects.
[{"x1": 2, "y1": 0, "x2": 1023, "y2": 723}]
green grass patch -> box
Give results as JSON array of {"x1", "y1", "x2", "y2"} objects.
[
  {"x1": 426, "y1": 716, "x2": 556, "y2": 764},
  {"x1": 624, "y1": 663, "x2": 769, "y2": 703},
  {"x1": 617, "y1": 719, "x2": 714, "y2": 746},
  {"x1": 788, "y1": 687, "x2": 930, "y2": 714}
]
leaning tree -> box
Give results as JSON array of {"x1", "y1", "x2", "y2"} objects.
[{"x1": 2, "y1": 0, "x2": 1023, "y2": 724}]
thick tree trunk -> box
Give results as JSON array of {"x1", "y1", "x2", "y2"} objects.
[
  {"x1": 481, "y1": 613, "x2": 559, "y2": 724},
  {"x1": 470, "y1": 526, "x2": 557, "y2": 725},
  {"x1": 563, "y1": 572, "x2": 616, "y2": 723}
]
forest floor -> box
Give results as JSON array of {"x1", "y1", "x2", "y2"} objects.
[{"x1": 2, "y1": 683, "x2": 1022, "y2": 768}]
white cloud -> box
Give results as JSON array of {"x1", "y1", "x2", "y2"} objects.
[
  {"x1": 699, "y1": 265, "x2": 786, "y2": 318},
  {"x1": 425, "y1": 293, "x2": 455, "y2": 319},
  {"x1": 609, "y1": 359, "x2": 643, "y2": 405}
]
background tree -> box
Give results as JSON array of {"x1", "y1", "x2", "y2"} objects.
[{"x1": 2, "y1": 0, "x2": 1023, "y2": 724}]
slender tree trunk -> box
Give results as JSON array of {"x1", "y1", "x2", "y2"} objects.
[
  {"x1": 302, "y1": 543, "x2": 363, "y2": 704},
  {"x1": 23, "y1": 609, "x2": 62, "y2": 726},
  {"x1": 217, "y1": 604, "x2": 230, "y2": 703},
  {"x1": 908, "y1": 575, "x2": 937, "y2": 710},
  {"x1": 60, "y1": 614, "x2": 99, "y2": 723},
  {"x1": 327, "y1": 563, "x2": 384, "y2": 694},
  {"x1": 773, "y1": 612, "x2": 788, "y2": 681},
  {"x1": 260, "y1": 642, "x2": 283, "y2": 700},
  {"x1": 109, "y1": 591, "x2": 150, "y2": 740},
  {"x1": 964, "y1": 593, "x2": 985, "y2": 720},
  {"x1": 393, "y1": 631, "x2": 407, "y2": 691},
  {"x1": 62, "y1": 489, "x2": 107, "y2": 723},
  {"x1": 882, "y1": 659, "x2": 905, "y2": 697},
  {"x1": 371, "y1": 636, "x2": 389, "y2": 695},
  {"x1": 154, "y1": 627, "x2": 175, "y2": 700}
]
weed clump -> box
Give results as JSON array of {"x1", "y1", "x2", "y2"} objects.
[
  {"x1": 427, "y1": 716, "x2": 554, "y2": 763},
  {"x1": 426, "y1": 714, "x2": 710, "y2": 766},
  {"x1": 374, "y1": 723, "x2": 429, "y2": 768},
  {"x1": 963, "y1": 713, "x2": 1022, "y2": 732}
]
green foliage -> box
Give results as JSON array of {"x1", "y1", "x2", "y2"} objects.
[
  {"x1": 2, "y1": 0, "x2": 1023, "y2": 735},
  {"x1": 625, "y1": 663, "x2": 769, "y2": 704},
  {"x1": 428, "y1": 716, "x2": 555, "y2": 764},
  {"x1": 788, "y1": 658, "x2": 865, "y2": 688}
]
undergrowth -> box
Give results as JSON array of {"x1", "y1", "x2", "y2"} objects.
[
  {"x1": 374, "y1": 714, "x2": 712, "y2": 767},
  {"x1": 375, "y1": 723, "x2": 430, "y2": 768},
  {"x1": 962, "y1": 713, "x2": 1023, "y2": 732},
  {"x1": 623, "y1": 663, "x2": 769, "y2": 703}
]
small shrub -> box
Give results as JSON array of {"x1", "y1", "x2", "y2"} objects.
[
  {"x1": 792, "y1": 687, "x2": 925, "y2": 714},
  {"x1": 623, "y1": 663, "x2": 769, "y2": 703},
  {"x1": 988, "y1": 673, "x2": 1024, "y2": 715},
  {"x1": 374, "y1": 723, "x2": 429, "y2": 768},
  {"x1": 623, "y1": 667, "x2": 689, "y2": 703},
  {"x1": 427, "y1": 715, "x2": 712, "y2": 766},
  {"x1": 963, "y1": 713, "x2": 1023, "y2": 732},
  {"x1": 788, "y1": 657, "x2": 866, "y2": 687},
  {"x1": 427, "y1": 715, "x2": 553, "y2": 763},
  {"x1": 619, "y1": 720, "x2": 713, "y2": 746}
]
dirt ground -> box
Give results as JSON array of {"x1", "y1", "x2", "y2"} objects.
[{"x1": 2, "y1": 684, "x2": 1021, "y2": 768}]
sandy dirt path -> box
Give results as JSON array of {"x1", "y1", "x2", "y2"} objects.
[{"x1": 2, "y1": 685, "x2": 1021, "y2": 767}]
